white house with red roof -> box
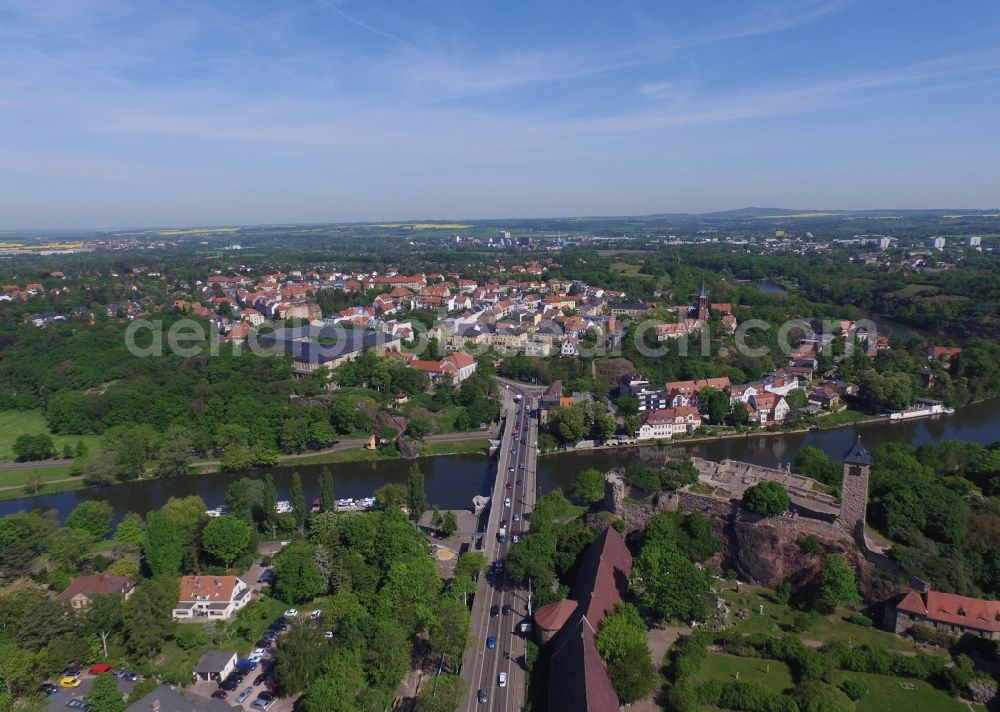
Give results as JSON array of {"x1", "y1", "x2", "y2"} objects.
[{"x1": 635, "y1": 406, "x2": 702, "y2": 440}]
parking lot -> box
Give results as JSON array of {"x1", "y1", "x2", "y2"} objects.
[
  {"x1": 191, "y1": 608, "x2": 323, "y2": 712},
  {"x1": 44, "y1": 669, "x2": 143, "y2": 712}
]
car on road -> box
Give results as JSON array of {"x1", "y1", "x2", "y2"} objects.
[
  {"x1": 504, "y1": 498, "x2": 511, "y2": 507},
  {"x1": 512, "y1": 534, "x2": 520, "y2": 543},
  {"x1": 40, "y1": 683, "x2": 58, "y2": 696},
  {"x1": 210, "y1": 690, "x2": 228, "y2": 700},
  {"x1": 506, "y1": 481, "x2": 513, "y2": 489},
  {"x1": 502, "y1": 604, "x2": 513, "y2": 616},
  {"x1": 513, "y1": 514, "x2": 520, "y2": 522},
  {"x1": 237, "y1": 687, "x2": 254, "y2": 704},
  {"x1": 478, "y1": 689, "x2": 488, "y2": 704},
  {"x1": 486, "y1": 635, "x2": 497, "y2": 649},
  {"x1": 508, "y1": 466, "x2": 514, "y2": 472},
  {"x1": 516, "y1": 479, "x2": 522, "y2": 485},
  {"x1": 59, "y1": 677, "x2": 81, "y2": 689},
  {"x1": 519, "y1": 463, "x2": 525, "y2": 469},
  {"x1": 500, "y1": 519, "x2": 508, "y2": 528},
  {"x1": 283, "y1": 608, "x2": 299, "y2": 617},
  {"x1": 490, "y1": 605, "x2": 499, "y2": 617},
  {"x1": 498, "y1": 672, "x2": 507, "y2": 688}
]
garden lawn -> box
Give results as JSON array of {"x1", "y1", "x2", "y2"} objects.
[
  {"x1": 0, "y1": 409, "x2": 100, "y2": 461},
  {"x1": 844, "y1": 672, "x2": 979, "y2": 712},
  {"x1": 694, "y1": 653, "x2": 793, "y2": 695},
  {"x1": 714, "y1": 582, "x2": 922, "y2": 653}
]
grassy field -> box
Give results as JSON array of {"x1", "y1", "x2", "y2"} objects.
[
  {"x1": 845, "y1": 672, "x2": 982, "y2": 712},
  {"x1": 0, "y1": 410, "x2": 100, "y2": 461},
  {"x1": 695, "y1": 653, "x2": 793, "y2": 694},
  {"x1": 714, "y1": 583, "x2": 922, "y2": 653}
]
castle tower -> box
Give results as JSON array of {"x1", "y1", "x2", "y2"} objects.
[
  {"x1": 697, "y1": 277, "x2": 709, "y2": 322},
  {"x1": 838, "y1": 437, "x2": 871, "y2": 545}
]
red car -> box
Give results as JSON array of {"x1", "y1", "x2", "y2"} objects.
[{"x1": 89, "y1": 664, "x2": 112, "y2": 675}]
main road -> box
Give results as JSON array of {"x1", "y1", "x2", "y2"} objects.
[{"x1": 460, "y1": 379, "x2": 545, "y2": 712}]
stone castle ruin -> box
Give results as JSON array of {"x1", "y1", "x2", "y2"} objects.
[{"x1": 606, "y1": 438, "x2": 873, "y2": 550}]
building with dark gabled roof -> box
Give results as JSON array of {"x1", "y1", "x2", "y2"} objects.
[{"x1": 535, "y1": 527, "x2": 634, "y2": 712}]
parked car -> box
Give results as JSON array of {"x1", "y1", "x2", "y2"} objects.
[
  {"x1": 268, "y1": 621, "x2": 287, "y2": 633},
  {"x1": 255, "y1": 638, "x2": 272, "y2": 649},
  {"x1": 253, "y1": 673, "x2": 269, "y2": 687},
  {"x1": 236, "y1": 659, "x2": 258, "y2": 673},
  {"x1": 323, "y1": 631, "x2": 334, "y2": 639},
  {"x1": 486, "y1": 635, "x2": 496, "y2": 649},
  {"x1": 66, "y1": 700, "x2": 90, "y2": 711},
  {"x1": 89, "y1": 664, "x2": 112, "y2": 675},
  {"x1": 59, "y1": 677, "x2": 81, "y2": 688},
  {"x1": 40, "y1": 683, "x2": 58, "y2": 696},
  {"x1": 309, "y1": 609, "x2": 322, "y2": 619},
  {"x1": 121, "y1": 672, "x2": 141, "y2": 682},
  {"x1": 210, "y1": 690, "x2": 228, "y2": 700},
  {"x1": 498, "y1": 672, "x2": 507, "y2": 688},
  {"x1": 237, "y1": 687, "x2": 254, "y2": 704},
  {"x1": 283, "y1": 608, "x2": 299, "y2": 617},
  {"x1": 251, "y1": 699, "x2": 274, "y2": 711},
  {"x1": 256, "y1": 692, "x2": 275, "y2": 703},
  {"x1": 219, "y1": 679, "x2": 240, "y2": 692}
]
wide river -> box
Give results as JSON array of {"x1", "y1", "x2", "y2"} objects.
[{"x1": 3, "y1": 397, "x2": 998, "y2": 523}]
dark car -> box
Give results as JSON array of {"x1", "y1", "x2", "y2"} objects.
[
  {"x1": 256, "y1": 692, "x2": 275, "y2": 703},
  {"x1": 40, "y1": 683, "x2": 58, "y2": 696},
  {"x1": 254, "y1": 673, "x2": 269, "y2": 686},
  {"x1": 516, "y1": 479, "x2": 522, "y2": 485},
  {"x1": 262, "y1": 630, "x2": 277, "y2": 641},
  {"x1": 486, "y1": 635, "x2": 497, "y2": 649},
  {"x1": 502, "y1": 604, "x2": 513, "y2": 616},
  {"x1": 490, "y1": 605, "x2": 499, "y2": 618},
  {"x1": 268, "y1": 621, "x2": 288, "y2": 633},
  {"x1": 255, "y1": 638, "x2": 272, "y2": 649},
  {"x1": 211, "y1": 690, "x2": 228, "y2": 700},
  {"x1": 478, "y1": 689, "x2": 488, "y2": 704},
  {"x1": 219, "y1": 678, "x2": 240, "y2": 692}
]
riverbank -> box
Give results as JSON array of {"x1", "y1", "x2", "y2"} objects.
[
  {"x1": 537, "y1": 407, "x2": 883, "y2": 458},
  {"x1": 0, "y1": 436, "x2": 491, "y2": 502}
]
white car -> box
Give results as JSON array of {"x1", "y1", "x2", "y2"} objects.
[
  {"x1": 498, "y1": 672, "x2": 507, "y2": 688},
  {"x1": 283, "y1": 608, "x2": 299, "y2": 617},
  {"x1": 324, "y1": 631, "x2": 334, "y2": 639},
  {"x1": 309, "y1": 609, "x2": 322, "y2": 619},
  {"x1": 504, "y1": 498, "x2": 511, "y2": 508}
]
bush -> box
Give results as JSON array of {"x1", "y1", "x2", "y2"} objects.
[
  {"x1": 788, "y1": 611, "x2": 820, "y2": 633},
  {"x1": 906, "y1": 623, "x2": 955, "y2": 648},
  {"x1": 669, "y1": 679, "x2": 702, "y2": 712},
  {"x1": 839, "y1": 678, "x2": 868, "y2": 701},
  {"x1": 175, "y1": 623, "x2": 210, "y2": 651},
  {"x1": 843, "y1": 612, "x2": 873, "y2": 628},
  {"x1": 741, "y1": 481, "x2": 790, "y2": 517},
  {"x1": 798, "y1": 535, "x2": 824, "y2": 555},
  {"x1": 791, "y1": 681, "x2": 854, "y2": 712}
]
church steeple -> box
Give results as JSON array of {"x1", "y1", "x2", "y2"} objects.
[{"x1": 697, "y1": 277, "x2": 709, "y2": 321}]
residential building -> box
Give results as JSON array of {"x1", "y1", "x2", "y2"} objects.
[
  {"x1": 747, "y1": 392, "x2": 790, "y2": 425},
  {"x1": 172, "y1": 575, "x2": 251, "y2": 620},
  {"x1": 408, "y1": 350, "x2": 478, "y2": 385},
  {"x1": 635, "y1": 406, "x2": 702, "y2": 439},
  {"x1": 57, "y1": 573, "x2": 136, "y2": 609},
  {"x1": 890, "y1": 590, "x2": 1000, "y2": 640}
]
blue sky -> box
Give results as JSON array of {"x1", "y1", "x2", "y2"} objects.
[{"x1": 1, "y1": 0, "x2": 999, "y2": 228}]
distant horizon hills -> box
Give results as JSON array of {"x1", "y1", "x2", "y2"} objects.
[{"x1": 2, "y1": 206, "x2": 999, "y2": 238}]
